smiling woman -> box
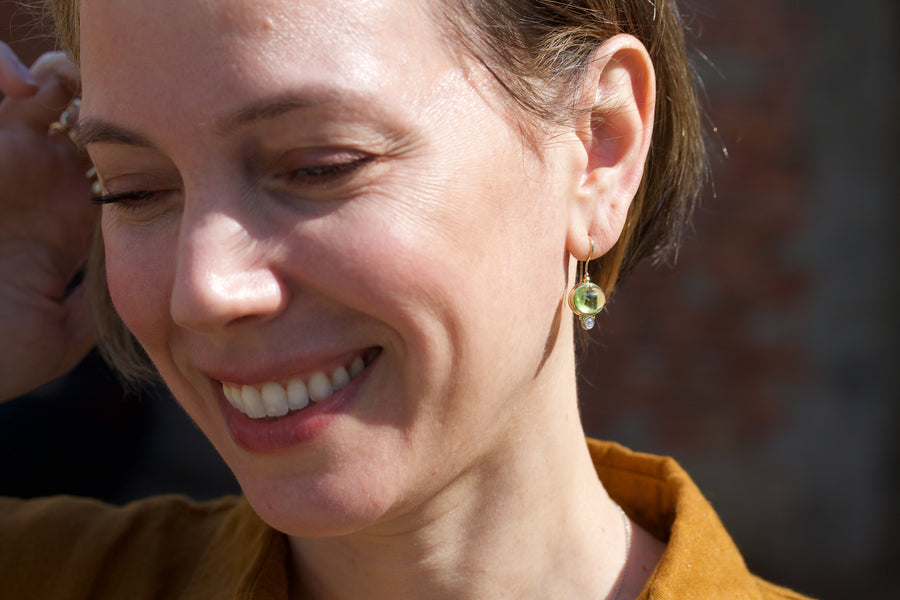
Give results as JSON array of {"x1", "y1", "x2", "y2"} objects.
[{"x1": 0, "y1": 0, "x2": 813, "y2": 599}]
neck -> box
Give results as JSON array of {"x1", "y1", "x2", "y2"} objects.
[{"x1": 287, "y1": 406, "x2": 630, "y2": 597}]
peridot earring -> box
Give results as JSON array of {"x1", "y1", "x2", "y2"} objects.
[{"x1": 567, "y1": 237, "x2": 606, "y2": 330}]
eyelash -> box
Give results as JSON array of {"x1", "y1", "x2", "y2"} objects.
[
  {"x1": 93, "y1": 190, "x2": 157, "y2": 205},
  {"x1": 92, "y1": 157, "x2": 373, "y2": 206},
  {"x1": 283, "y1": 157, "x2": 372, "y2": 183}
]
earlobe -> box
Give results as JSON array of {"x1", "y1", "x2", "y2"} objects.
[{"x1": 567, "y1": 34, "x2": 656, "y2": 261}]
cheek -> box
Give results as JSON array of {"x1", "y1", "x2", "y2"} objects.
[{"x1": 102, "y1": 218, "x2": 175, "y2": 355}]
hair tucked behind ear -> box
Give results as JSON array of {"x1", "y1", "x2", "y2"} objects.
[{"x1": 435, "y1": 0, "x2": 708, "y2": 294}]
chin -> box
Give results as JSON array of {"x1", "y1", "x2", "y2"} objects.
[{"x1": 234, "y1": 464, "x2": 403, "y2": 537}]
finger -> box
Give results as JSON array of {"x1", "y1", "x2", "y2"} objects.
[
  {"x1": 26, "y1": 52, "x2": 81, "y2": 124},
  {"x1": 1, "y1": 52, "x2": 80, "y2": 130},
  {"x1": 30, "y1": 52, "x2": 81, "y2": 93},
  {"x1": 0, "y1": 41, "x2": 39, "y2": 98}
]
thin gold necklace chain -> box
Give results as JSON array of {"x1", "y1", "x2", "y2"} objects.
[{"x1": 609, "y1": 502, "x2": 633, "y2": 600}]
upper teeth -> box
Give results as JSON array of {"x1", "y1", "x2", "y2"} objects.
[{"x1": 223, "y1": 356, "x2": 365, "y2": 419}]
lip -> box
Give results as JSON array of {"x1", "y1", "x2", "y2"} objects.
[{"x1": 217, "y1": 349, "x2": 379, "y2": 452}]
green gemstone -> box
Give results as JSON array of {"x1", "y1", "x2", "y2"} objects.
[{"x1": 572, "y1": 283, "x2": 605, "y2": 316}]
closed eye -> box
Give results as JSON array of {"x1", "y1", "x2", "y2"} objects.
[
  {"x1": 93, "y1": 190, "x2": 159, "y2": 205},
  {"x1": 280, "y1": 156, "x2": 374, "y2": 186}
]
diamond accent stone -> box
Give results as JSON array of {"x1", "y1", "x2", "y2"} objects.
[{"x1": 582, "y1": 316, "x2": 596, "y2": 330}]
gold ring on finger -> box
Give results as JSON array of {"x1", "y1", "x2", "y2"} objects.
[
  {"x1": 48, "y1": 98, "x2": 81, "y2": 146},
  {"x1": 48, "y1": 120, "x2": 78, "y2": 146}
]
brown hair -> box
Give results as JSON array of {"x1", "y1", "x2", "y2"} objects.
[{"x1": 45, "y1": 0, "x2": 707, "y2": 382}]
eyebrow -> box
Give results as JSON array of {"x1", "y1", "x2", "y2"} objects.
[
  {"x1": 76, "y1": 93, "x2": 336, "y2": 147},
  {"x1": 75, "y1": 119, "x2": 154, "y2": 148},
  {"x1": 215, "y1": 95, "x2": 331, "y2": 134}
]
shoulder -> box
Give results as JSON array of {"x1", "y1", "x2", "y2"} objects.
[
  {"x1": 584, "y1": 440, "x2": 816, "y2": 600},
  {"x1": 0, "y1": 494, "x2": 243, "y2": 554},
  {"x1": 0, "y1": 492, "x2": 241, "y2": 527},
  {"x1": 0, "y1": 495, "x2": 264, "y2": 600}
]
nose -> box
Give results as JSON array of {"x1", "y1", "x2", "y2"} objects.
[{"x1": 170, "y1": 204, "x2": 287, "y2": 333}]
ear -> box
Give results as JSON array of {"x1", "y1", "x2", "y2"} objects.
[{"x1": 566, "y1": 34, "x2": 656, "y2": 261}]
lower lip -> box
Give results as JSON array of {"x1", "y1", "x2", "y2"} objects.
[{"x1": 220, "y1": 361, "x2": 374, "y2": 453}]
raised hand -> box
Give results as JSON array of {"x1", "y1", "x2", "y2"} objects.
[{"x1": 0, "y1": 44, "x2": 99, "y2": 401}]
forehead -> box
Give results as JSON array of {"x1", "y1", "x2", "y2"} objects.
[
  {"x1": 79, "y1": 0, "x2": 433, "y2": 57},
  {"x1": 78, "y1": 0, "x2": 453, "y2": 123}
]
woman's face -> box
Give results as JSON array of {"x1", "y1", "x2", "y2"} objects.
[{"x1": 80, "y1": 0, "x2": 582, "y2": 534}]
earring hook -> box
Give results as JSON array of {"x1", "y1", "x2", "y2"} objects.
[{"x1": 582, "y1": 237, "x2": 595, "y2": 282}]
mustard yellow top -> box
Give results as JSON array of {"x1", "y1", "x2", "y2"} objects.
[{"x1": 0, "y1": 440, "x2": 813, "y2": 599}]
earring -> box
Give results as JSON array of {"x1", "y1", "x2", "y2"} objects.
[{"x1": 568, "y1": 237, "x2": 606, "y2": 330}]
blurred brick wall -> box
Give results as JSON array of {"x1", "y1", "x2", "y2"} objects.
[
  {"x1": 3, "y1": 1, "x2": 898, "y2": 598},
  {"x1": 580, "y1": 1, "x2": 899, "y2": 598}
]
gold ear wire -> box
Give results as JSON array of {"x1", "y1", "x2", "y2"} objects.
[{"x1": 567, "y1": 237, "x2": 606, "y2": 330}]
